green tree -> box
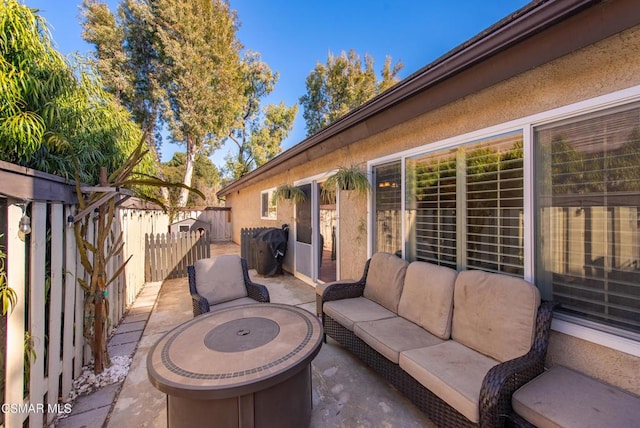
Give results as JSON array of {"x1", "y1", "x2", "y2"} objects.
[
  {"x1": 153, "y1": 0, "x2": 245, "y2": 206},
  {"x1": 81, "y1": 0, "x2": 168, "y2": 196},
  {"x1": 223, "y1": 52, "x2": 297, "y2": 180},
  {"x1": 0, "y1": 0, "x2": 73, "y2": 164},
  {"x1": 161, "y1": 152, "x2": 222, "y2": 206},
  {"x1": 0, "y1": 0, "x2": 153, "y2": 184},
  {"x1": 81, "y1": 0, "x2": 244, "y2": 206},
  {"x1": 300, "y1": 49, "x2": 403, "y2": 136}
]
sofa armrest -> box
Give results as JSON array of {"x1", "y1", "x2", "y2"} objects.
[
  {"x1": 322, "y1": 280, "x2": 366, "y2": 303},
  {"x1": 478, "y1": 301, "x2": 555, "y2": 428},
  {"x1": 321, "y1": 257, "x2": 371, "y2": 304},
  {"x1": 241, "y1": 257, "x2": 270, "y2": 303}
]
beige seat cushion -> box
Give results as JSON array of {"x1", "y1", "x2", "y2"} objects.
[
  {"x1": 354, "y1": 317, "x2": 444, "y2": 364},
  {"x1": 452, "y1": 270, "x2": 540, "y2": 362},
  {"x1": 399, "y1": 341, "x2": 499, "y2": 423},
  {"x1": 363, "y1": 253, "x2": 409, "y2": 313},
  {"x1": 513, "y1": 365, "x2": 640, "y2": 428},
  {"x1": 324, "y1": 297, "x2": 396, "y2": 331},
  {"x1": 397, "y1": 261, "x2": 457, "y2": 339},
  {"x1": 194, "y1": 255, "x2": 248, "y2": 305}
]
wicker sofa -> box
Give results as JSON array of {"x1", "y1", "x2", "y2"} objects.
[{"x1": 320, "y1": 252, "x2": 553, "y2": 428}]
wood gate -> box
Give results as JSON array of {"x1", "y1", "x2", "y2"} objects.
[{"x1": 145, "y1": 231, "x2": 211, "y2": 281}]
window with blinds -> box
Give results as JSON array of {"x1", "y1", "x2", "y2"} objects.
[
  {"x1": 535, "y1": 103, "x2": 640, "y2": 336},
  {"x1": 373, "y1": 161, "x2": 402, "y2": 255},
  {"x1": 406, "y1": 131, "x2": 524, "y2": 275}
]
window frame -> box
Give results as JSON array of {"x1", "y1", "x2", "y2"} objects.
[
  {"x1": 367, "y1": 84, "x2": 640, "y2": 356},
  {"x1": 260, "y1": 188, "x2": 277, "y2": 220}
]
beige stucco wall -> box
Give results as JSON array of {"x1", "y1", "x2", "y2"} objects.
[
  {"x1": 547, "y1": 332, "x2": 640, "y2": 395},
  {"x1": 225, "y1": 24, "x2": 640, "y2": 391}
]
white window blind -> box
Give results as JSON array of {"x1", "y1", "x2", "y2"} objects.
[
  {"x1": 373, "y1": 161, "x2": 402, "y2": 255},
  {"x1": 535, "y1": 103, "x2": 640, "y2": 335},
  {"x1": 406, "y1": 131, "x2": 524, "y2": 275}
]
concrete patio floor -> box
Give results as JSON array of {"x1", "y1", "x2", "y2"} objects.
[{"x1": 62, "y1": 242, "x2": 435, "y2": 427}]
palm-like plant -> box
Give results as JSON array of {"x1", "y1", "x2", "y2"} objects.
[
  {"x1": 321, "y1": 164, "x2": 371, "y2": 200},
  {"x1": 272, "y1": 184, "x2": 307, "y2": 204}
]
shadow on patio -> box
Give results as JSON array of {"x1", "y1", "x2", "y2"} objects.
[{"x1": 107, "y1": 242, "x2": 434, "y2": 427}]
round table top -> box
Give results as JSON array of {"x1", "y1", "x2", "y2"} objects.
[{"x1": 147, "y1": 303, "x2": 323, "y2": 399}]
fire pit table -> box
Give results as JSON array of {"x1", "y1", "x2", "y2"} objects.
[{"x1": 147, "y1": 303, "x2": 323, "y2": 428}]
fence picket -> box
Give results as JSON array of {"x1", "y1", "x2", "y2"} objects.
[
  {"x1": 47, "y1": 205, "x2": 64, "y2": 424},
  {"x1": 61, "y1": 205, "x2": 77, "y2": 399},
  {"x1": 6, "y1": 204, "x2": 27, "y2": 427},
  {"x1": 144, "y1": 232, "x2": 211, "y2": 281},
  {"x1": 29, "y1": 202, "x2": 47, "y2": 423}
]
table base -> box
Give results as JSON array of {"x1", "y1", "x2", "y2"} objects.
[{"x1": 166, "y1": 365, "x2": 312, "y2": 428}]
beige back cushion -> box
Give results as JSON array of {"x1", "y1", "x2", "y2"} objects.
[
  {"x1": 194, "y1": 255, "x2": 248, "y2": 305},
  {"x1": 452, "y1": 270, "x2": 540, "y2": 362},
  {"x1": 398, "y1": 262, "x2": 457, "y2": 339},
  {"x1": 363, "y1": 253, "x2": 409, "y2": 313}
]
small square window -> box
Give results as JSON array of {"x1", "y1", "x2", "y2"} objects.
[{"x1": 261, "y1": 189, "x2": 277, "y2": 219}]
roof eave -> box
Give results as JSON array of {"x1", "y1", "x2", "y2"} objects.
[{"x1": 218, "y1": 0, "x2": 601, "y2": 197}]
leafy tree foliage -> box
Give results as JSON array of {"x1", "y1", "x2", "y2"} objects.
[
  {"x1": 223, "y1": 52, "x2": 297, "y2": 180},
  {"x1": 161, "y1": 152, "x2": 222, "y2": 206},
  {"x1": 82, "y1": 0, "x2": 169, "y2": 199},
  {"x1": 300, "y1": 49, "x2": 403, "y2": 136},
  {"x1": 0, "y1": 0, "x2": 151, "y2": 184},
  {"x1": 82, "y1": 0, "x2": 247, "y2": 206},
  {"x1": 154, "y1": 0, "x2": 245, "y2": 205}
]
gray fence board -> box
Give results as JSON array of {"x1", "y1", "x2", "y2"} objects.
[{"x1": 145, "y1": 232, "x2": 211, "y2": 281}]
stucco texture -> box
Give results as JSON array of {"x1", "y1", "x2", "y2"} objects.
[{"x1": 224, "y1": 25, "x2": 640, "y2": 390}]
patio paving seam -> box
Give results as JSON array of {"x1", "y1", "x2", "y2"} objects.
[{"x1": 55, "y1": 284, "x2": 161, "y2": 428}]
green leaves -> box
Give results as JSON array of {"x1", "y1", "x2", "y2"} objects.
[
  {"x1": 0, "y1": 1, "x2": 150, "y2": 185},
  {"x1": 300, "y1": 49, "x2": 403, "y2": 136},
  {"x1": 223, "y1": 52, "x2": 297, "y2": 180},
  {"x1": 0, "y1": 234, "x2": 17, "y2": 316}
]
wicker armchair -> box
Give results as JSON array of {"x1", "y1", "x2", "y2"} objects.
[{"x1": 187, "y1": 255, "x2": 270, "y2": 317}]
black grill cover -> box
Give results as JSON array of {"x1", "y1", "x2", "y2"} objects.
[{"x1": 253, "y1": 226, "x2": 289, "y2": 276}]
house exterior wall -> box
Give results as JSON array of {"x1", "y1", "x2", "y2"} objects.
[{"x1": 225, "y1": 24, "x2": 640, "y2": 392}]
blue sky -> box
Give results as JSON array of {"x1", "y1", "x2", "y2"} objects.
[{"x1": 25, "y1": 0, "x2": 531, "y2": 165}]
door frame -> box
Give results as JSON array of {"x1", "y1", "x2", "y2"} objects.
[{"x1": 293, "y1": 171, "x2": 338, "y2": 285}]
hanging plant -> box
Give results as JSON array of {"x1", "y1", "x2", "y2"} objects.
[
  {"x1": 322, "y1": 164, "x2": 371, "y2": 199},
  {"x1": 272, "y1": 184, "x2": 307, "y2": 204}
]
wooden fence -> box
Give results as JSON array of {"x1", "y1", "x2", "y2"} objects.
[
  {"x1": 172, "y1": 207, "x2": 231, "y2": 241},
  {"x1": 240, "y1": 227, "x2": 268, "y2": 269},
  {"x1": 0, "y1": 160, "x2": 170, "y2": 427},
  {"x1": 145, "y1": 232, "x2": 211, "y2": 281}
]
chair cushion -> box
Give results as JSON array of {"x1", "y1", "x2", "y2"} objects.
[
  {"x1": 397, "y1": 261, "x2": 457, "y2": 339},
  {"x1": 452, "y1": 270, "x2": 540, "y2": 362},
  {"x1": 399, "y1": 341, "x2": 499, "y2": 423},
  {"x1": 363, "y1": 253, "x2": 409, "y2": 313},
  {"x1": 194, "y1": 255, "x2": 248, "y2": 305},
  {"x1": 354, "y1": 317, "x2": 444, "y2": 364},
  {"x1": 323, "y1": 297, "x2": 396, "y2": 331},
  {"x1": 513, "y1": 365, "x2": 640, "y2": 428}
]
